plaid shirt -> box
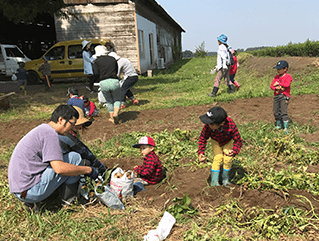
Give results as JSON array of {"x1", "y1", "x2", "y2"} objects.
[
  {"x1": 198, "y1": 117, "x2": 243, "y2": 156},
  {"x1": 134, "y1": 151, "x2": 163, "y2": 185}
]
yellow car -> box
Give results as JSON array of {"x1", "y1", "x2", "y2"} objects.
[{"x1": 25, "y1": 39, "x2": 111, "y2": 84}]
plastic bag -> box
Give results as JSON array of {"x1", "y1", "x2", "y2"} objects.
[
  {"x1": 110, "y1": 167, "x2": 134, "y2": 197},
  {"x1": 11, "y1": 74, "x2": 17, "y2": 81},
  {"x1": 144, "y1": 211, "x2": 176, "y2": 241},
  {"x1": 94, "y1": 184, "x2": 124, "y2": 210}
]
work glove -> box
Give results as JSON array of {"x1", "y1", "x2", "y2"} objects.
[
  {"x1": 87, "y1": 166, "x2": 99, "y2": 180},
  {"x1": 92, "y1": 159, "x2": 107, "y2": 176}
]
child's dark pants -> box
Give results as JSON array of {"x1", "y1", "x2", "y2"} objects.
[{"x1": 273, "y1": 94, "x2": 289, "y2": 122}]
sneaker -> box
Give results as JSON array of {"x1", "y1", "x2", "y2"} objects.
[
  {"x1": 121, "y1": 104, "x2": 126, "y2": 109},
  {"x1": 23, "y1": 202, "x2": 44, "y2": 213},
  {"x1": 132, "y1": 99, "x2": 139, "y2": 105}
]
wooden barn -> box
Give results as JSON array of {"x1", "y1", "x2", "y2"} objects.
[{"x1": 55, "y1": 0, "x2": 185, "y2": 74}]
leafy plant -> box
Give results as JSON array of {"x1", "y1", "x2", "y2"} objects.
[{"x1": 166, "y1": 194, "x2": 198, "y2": 223}]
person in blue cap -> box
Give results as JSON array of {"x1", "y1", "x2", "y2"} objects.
[
  {"x1": 207, "y1": 34, "x2": 235, "y2": 97},
  {"x1": 270, "y1": 60, "x2": 292, "y2": 133}
]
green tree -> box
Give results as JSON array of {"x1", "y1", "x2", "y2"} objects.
[
  {"x1": 0, "y1": 0, "x2": 67, "y2": 23},
  {"x1": 195, "y1": 41, "x2": 207, "y2": 58}
]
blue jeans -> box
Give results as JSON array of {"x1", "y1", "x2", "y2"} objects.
[{"x1": 14, "y1": 152, "x2": 82, "y2": 203}]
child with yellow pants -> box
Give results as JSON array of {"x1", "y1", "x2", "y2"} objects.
[{"x1": 198, "y1": 107, "x2": 243, "y2": 187}]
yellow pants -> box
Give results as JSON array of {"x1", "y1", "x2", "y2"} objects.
[{"x1": 211, "y1": 139, "x2": 233, "y2": 171}]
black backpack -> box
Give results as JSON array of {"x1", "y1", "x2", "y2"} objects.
[{"x1": 227, "y1": 48, "x2": 234, "y2": 66}]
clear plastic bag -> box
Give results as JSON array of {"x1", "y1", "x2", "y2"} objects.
[{"x1": 94, "y1": 184, "x2": 124, "y2": 210}]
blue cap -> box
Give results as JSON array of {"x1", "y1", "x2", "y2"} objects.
[{"x1": 217, "y1": 34, "x2": 228, "y2": 44}]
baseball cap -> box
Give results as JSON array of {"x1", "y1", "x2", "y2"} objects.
[
  {"x1": 82, "y1": 96, "x2": 89, "y2": 102},
  {"x1": 67, "y1": 86, "x2": 79, "y2": 96},
  {"x1": 132, "y1": 136, "x2": 155, "y2": 148},
  {"x1": 273, "y1": 60, "x2": 289, "y2": 69},
  {"x1": 199, "y1": 106, "x2": 227, "y2": 124}
]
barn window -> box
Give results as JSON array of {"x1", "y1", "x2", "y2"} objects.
[
  {"x1": 149, "y1": 33, "x2": 154, "y2": 65},
  {"x1": 138, "y1": 30, "x2": 145, "y2": 59}
]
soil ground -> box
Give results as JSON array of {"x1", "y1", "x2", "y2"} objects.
[{"x1": 1, "y1": 56, "x2": 319, "y2": 239}]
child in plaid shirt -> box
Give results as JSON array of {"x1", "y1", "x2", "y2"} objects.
[
  {"x1": 133, "y1": 136, "x2": 163, "y2": 185},
  {"x1": 198, "y1": 106, "x2": 243, "y2": 187}
]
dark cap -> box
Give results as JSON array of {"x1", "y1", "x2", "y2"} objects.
[
  {"x1": 67, "y1": 86, "x2": 79, "y2": 96},
  {"x1": 273, "y1": 60, "x2": 289, "y2": 69},
  {"x1": 199, "y1": 106, "x2": 227, "y2": 124},
  {"x1": 82, "y1": 96, "x2": 89, "y2": 102}
]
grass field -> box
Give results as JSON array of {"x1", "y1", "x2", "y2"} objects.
[{"x1": 1, "y1": 53, "x2": 319, "y2": 240}]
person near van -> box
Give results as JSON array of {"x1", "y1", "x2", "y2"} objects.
[
  {"x1": 8, "y1": 105, "x2": 99, "y2": 212},
  {"x1": 38, "y1": 56, "x2": 52, "y2": 90},
  {"x1": 16, "y1": 61, "x2": 28, "y2": 95},
  {"x1": 82, "y1": 40, "x2": 96, "y2": 94},
  {"x1": 207, "y1": 34, "x2": 235, "y2": 97},
  {"x1": 107, "y1": 51, "x2": 139, "y2": 109},
  {"x1": 67, "y1": 86, "x2": 85, "y2": 114},
  {"x1": 93, "y1": 45, "x2": 121, "y2": 125}
]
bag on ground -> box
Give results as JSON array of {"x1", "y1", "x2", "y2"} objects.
[
  {"x1": 110, "y1": 167, "x2": 134, "y2": 197},
  {"x1": 94, "y1": 184, "x2": 124, "y2": 210}
]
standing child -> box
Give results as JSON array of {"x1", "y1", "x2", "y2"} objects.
[
  {"x1": 133, "y1": 136, "x2": 163, "y2": 185},
  {"x1": 198, "y1": 107, "x2": 243, "y2": 187},
  {"x1": 16, "y1": 62, "x2": 28, "y2": 95},
  {"x1": 82, "y1": 96, "x2": 99, "y2": 118},
  {"x1": 229, "y1": 49, "x2": 240, "y2": 91},
  {"x1": 207, "y1": 34, "x2": 235, "y2": 97},
  {"x1": 270, "y1": 60, "x2": 292, "y2": 133},
  {"x1": 38, "y1": 56, "x2": 52, "y2": 90}
]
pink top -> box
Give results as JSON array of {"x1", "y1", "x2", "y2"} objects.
[
  {"x1": 270, "y1": 73, "x2": 292, "y2": 97},
  {"x1": 229, "y1": 56, "x2": 237, "y2": 76}
]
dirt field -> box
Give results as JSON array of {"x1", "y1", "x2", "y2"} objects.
[{"x1": 1, "y1": 57, "x2": 319, "y2": 235}]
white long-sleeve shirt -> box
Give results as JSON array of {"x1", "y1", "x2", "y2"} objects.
[{"x1": 216, "y1": 44, "x2": 230, "y2": 70}]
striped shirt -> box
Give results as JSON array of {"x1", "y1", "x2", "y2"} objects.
[
  {"x1": 134, "y1": 151, "x2": 163, "y2": 185},
  {"x1": 198, "y1": 117, "x2": 243, "y2": 156}
]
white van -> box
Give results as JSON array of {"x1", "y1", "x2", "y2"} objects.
[{"x1": 0, "y1": 44, "x2": 31, "y2": 79}]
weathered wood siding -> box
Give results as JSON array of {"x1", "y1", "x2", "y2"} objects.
[{"x1": 55, "y1": 2, "x2": 139, "y2": 68}]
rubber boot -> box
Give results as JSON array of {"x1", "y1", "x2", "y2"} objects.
[
  {"x1": 59, "y1": 182, "x2": 79, "y2": 205},
  {"x1": 222, "y1": 169, "x2": 231, "y2": 188},
  {"x1": 207, "y1": 87, "x2": 219, "y2": 97},
  {"x1": 228, "y1": 85, "x2": 235, "y2": 94},
  {"x1": 210, "y1": 170, "x2": 220, "y2": 186},
  {"x1": 275, "y1": 120, "x2": 282, "y2": 130},
  {"x1": 283, "y1": 120, "x2": 289, "y2": 134},
  {"x1": 234, "y1": 81, "x2": 240, "y2": 91}
]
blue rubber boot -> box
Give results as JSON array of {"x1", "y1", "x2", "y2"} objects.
[
  {"x1": 222, "y1": 169, "x2": 231, "y2": 188},
  {"x1": 275, "y1": 120, "x2": 282, "y2": 130},
  {"x1": 283, "y1": 121, "x2": 289, "y2": 134},
  {"x1": 210, "y1": 170, "x2": 220, "y2": 186}
]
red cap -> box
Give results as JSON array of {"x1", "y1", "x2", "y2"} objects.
[{"x1": 132, "y1": 136, "x2": 155, "y2": 148}]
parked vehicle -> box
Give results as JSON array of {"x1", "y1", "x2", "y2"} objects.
[
  {"x1": 0, "y1": 44, "x2": 31, "y2": 79},
  {"x1": 24, "y1": 39, "x2": 112, "y2": 84}
]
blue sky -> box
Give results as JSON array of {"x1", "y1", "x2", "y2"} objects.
[{"x1": 157, "y1": 0, "x2": 319, "y2": 52}]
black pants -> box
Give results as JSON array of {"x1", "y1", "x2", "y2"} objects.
[
  {"x1": 121, "y1": 75, "x2": 138, "y2": 103},
  {"x1": 273, "y1": 94, "x2": 290, "y2": 122},
  {"x1": 88, "y1": 74, "x2": 96, "y2": 91}
]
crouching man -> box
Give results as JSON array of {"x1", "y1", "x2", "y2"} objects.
[{"x1": 8, "y1": 105, "x2": 99, "y2": 212}]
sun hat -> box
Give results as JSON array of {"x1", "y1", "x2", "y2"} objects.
[
  {"x1": 132, "y1": 136, "x2": 155, "y2": 148},
  {"x1": 217, "y1": 34, "x2": 228, "y2": 44},
  {"x1": 108, "y1": 52, "x2": 120, "y2": 61},
  {"x1": 94, "y1": 45, "x2": 108, "y2": 57},
  {"x1": 81, "y1": 40, "x2": 92, "y2": 50},
  {"x1": 199, "y1": 106, "x2": 228, "y2": 124},
  {"x1": 229, "y1": 47, "x2": 235, "y2": 54},
  {"x1": 273, "y1": 60, "x2": 289, "y2": 69},
  {"x1": 73, "y1": 106, "x2": 92, "y2": 127}
]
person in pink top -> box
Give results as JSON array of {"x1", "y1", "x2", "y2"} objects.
[
  {"x1": 229, "y1": 49, "x2": 240, "y2": 90},
  {"x1": 270, "y1": 60, "x2": 292, "y2": 133}
]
